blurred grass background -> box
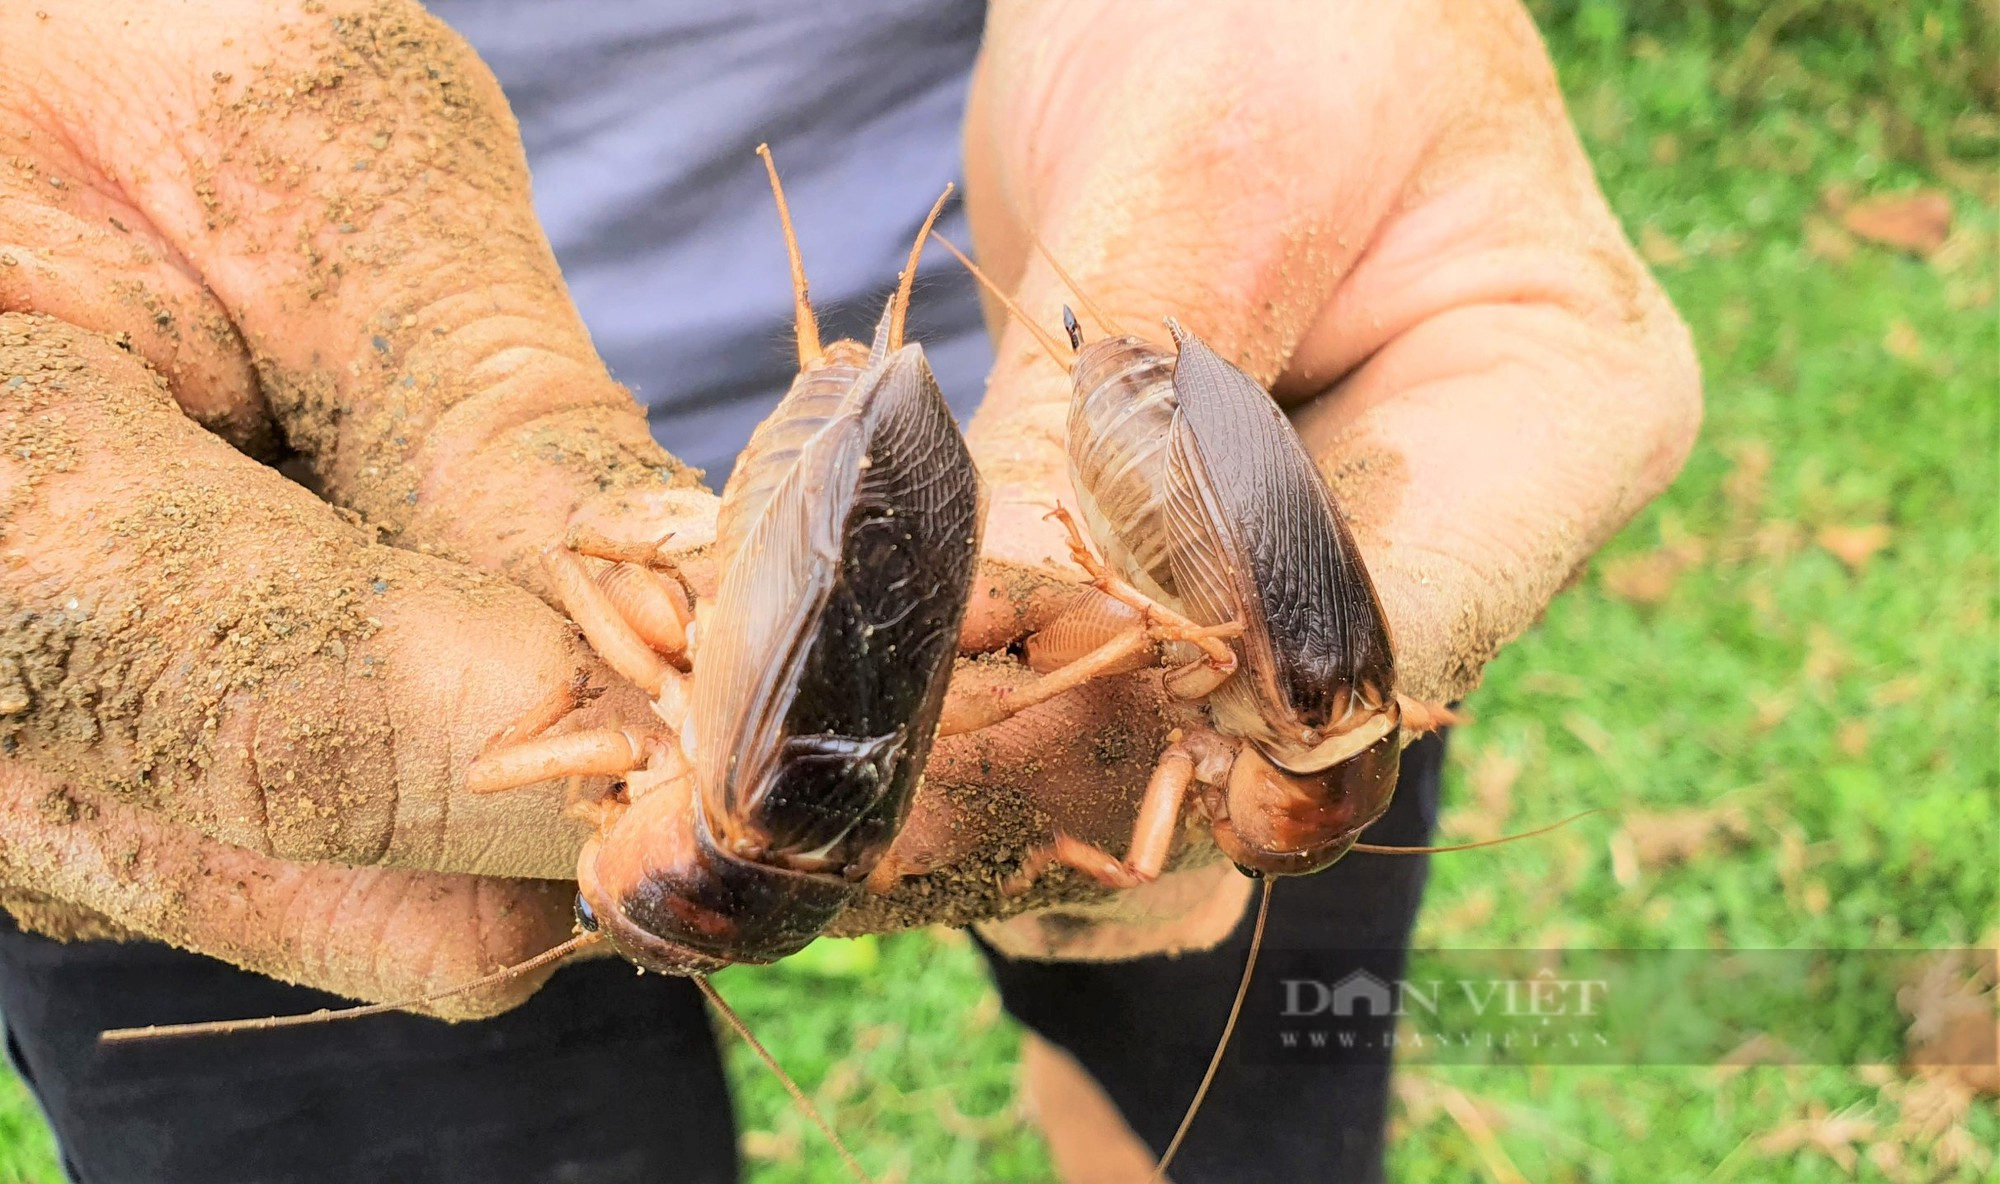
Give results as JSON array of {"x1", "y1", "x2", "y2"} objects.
[{"x1": 0, "y1": 0, "x2": 1993, "y2": 1180}]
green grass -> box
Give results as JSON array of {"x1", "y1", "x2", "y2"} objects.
[
  {"x1": 1, "y1": 2, "x2": 1993, "y2": 1181},
  {"x1": 0, "y1": 1071, "x2": 57, "y2": 1184}
]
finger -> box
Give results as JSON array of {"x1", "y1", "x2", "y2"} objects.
[
  {"x1": 0, "y1": 2, "x2": 693, "y2": 596},
  {"x1": 0, "y1": 761, "x2": 574, "y2": 1018},
  {"x1": 0, "y1": 313, "x2": 649, "y2": 879},
  {"x1": 0, "y1": 158, "x2": 272, "y2": 454},
  {"x1": 1296, "y1": 302, "x2": 1697, "y2": 705},
  {"x1": 959, "y1": 547, "x2": 1092, "y2": 653}
]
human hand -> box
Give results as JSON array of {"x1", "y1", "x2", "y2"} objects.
[
  {"x1": 0, "y1": 0, "x2": 703, "y2": 1015},
  {"x1": 0, "y1": 0, "x2": 1220, "y2": 1009},
  {"x1": 922, "y1": 0, "x2": 1701, "y2": 955}
]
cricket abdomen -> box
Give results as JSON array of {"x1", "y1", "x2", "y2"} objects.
[{"x1": 1066, "y1": 336, "x2": 1186, "y2": 608}]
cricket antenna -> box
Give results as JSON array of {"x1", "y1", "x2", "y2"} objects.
[
  {"x1": 99, "y1": 930, "x2": 606, "y2": 1043},
  {"x1": 1030, "y1": 234, "x2": 1127, "y2": 338},
  {"x1": 1350, "y1": 809, "x2": 1605, "y2": 855},
  {"x1": 885, "y1": 182, "x2": 956, "y2": 354},
  {"x1": 928, "y1": 231, "x2": 1070, "y2": 370},
  {"x1": 695, "y1": 975, "x2": 874, "y2": 1184},
  {"x1": 756, "y1": 142, "x2": 824, "y2": 369},
  {"x1": 1150, "y1": 874, "x2": 1273, "y2": 1182}
]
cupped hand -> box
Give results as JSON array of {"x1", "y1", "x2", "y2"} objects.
[
  {"x1": 919, "y1": 0, "x2": 1702, "y2": 954},
  {"x1": 0, "y1": 0, "x2": 701, "y2": 1015}
]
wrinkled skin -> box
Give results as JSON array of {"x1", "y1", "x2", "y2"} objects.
[
  {"x1": 0, "y1": 0, "x2": 1698, "y2": 1021},
  {"x1": 948, "y1": 0, "x2": 1701, "y2": 958}
]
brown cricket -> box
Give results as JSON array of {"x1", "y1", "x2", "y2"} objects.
[
  {"x1": 453, "y1": 152, "x2": 984, "y2": 978},
  {"x1": 932, "y1": 239, "x2": 1452, "y2": 894}
]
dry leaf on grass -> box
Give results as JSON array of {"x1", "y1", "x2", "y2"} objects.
[
  {"x1": 1750, "y1": 688, "x2": 1797, "y2": 733},
  {"x1": 741, "y1": 1130, "x2": 803, "y2": 1164},
  {"x1": 1723, "y1": 440, "x2": 1773, "y2": 518},
  {"x1": 1803, "y1": 624, "x2": 1853, "y2": 684},
  {"x1": 1869, "y1": 676, "x2": 1923, "y2": 708},
  {"x1": 1639, "y1": 224, "x2": 1685, "y2": 267},
  {"x1": 1756, "y1": 1101, "x2": 1878, "y2": 1172},
  {"x1": 1864, "y1": 1140, "x2": 1903, "y2": 1179},
  {"x1": 967, "y1": 988, "x2": 1003, "y2": 1031},
  {"x1": 929, "y1": 1092, "x2": 1014, "y2": 1140},
  {"x1": 1398, "y1": 1075, "x2": 1529, "y2": 1184},
  {"x1": 1803, "y1": 213, "x2": 1856, "y2": 264},
  {"x1": 1930, "y1": 220, "x2": 1997, "y2": 280},
  {"x1": 1600, "y1": 516, "x2": 1710, "y2": 596},
  {"x1": 1893, "y1": 1072, "x2": 1981, "y2": 1146},
  {"x1": 1837, "y1": 719, "x2": 1871, "y2": 759},
  {"x1": 1839, "y1": 190, "x2": 1954, "y2": 256},
  {"x1": 1600, "y1": 550, "x2": 1686, "y2": 605},
  {"x1": 1766, "y1": 812, "x2": 1829, "y2": 917},
  {"x1": 1614, "y1": 805, "x2": 1755, "y2": 872},
  {"x1": 1608, "y1": 830, "x2": 1639, "y2": 888},
  {"x1": 1881, "y1": 319, "x2": 1925, "y2": 363},
  {"x1": 1714, "y1": 1033, "x2": 1807, "y2": 1075},
  {"x1": 1517, "y1": 671, "x2": 1587, "y2": 698},
  {"x1": 1816, "y1": 523, "x2": 1894, "y2": 572},
  {"x1": 1461, "y1": 748, "x2": 1522, "y2": 841},
  {"x1": 1561, "y1": 712, "x2": 1615, "y2": 758},
  {"x1": 1733, "y1": 519, "x2": 1806, "y2": 567},
  {"x1": 1428, "y1": 886, "x2": 1498, "y2": 936},
  {"x1": 818, "y1": 1061, "x2": 863, "y2": 1105},
  {"x1": 1894, "y1": 1072, "x2": 1995, "y2": 1176},
  {"x1": 1899, "y1": 950, "x2": 2000, "y2": 1095},
  {"x1": 1867, "y1": 1042, "x2": 1996, "y2": 1178}
]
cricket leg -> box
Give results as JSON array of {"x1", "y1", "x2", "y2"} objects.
[
  {"x1": 481, "y1": 673, "x2": 601, "y2": 751},
  {"x1": 544, "y1": 543, "x2": 698, "y2": 693},
  {"x1": 564, "y1": 526, "x2": 677, "y2": 569},
  {"x1": 564, "y1": 529, "x2": 694, "y2": 656},
  {"x1": 463, "y1": 670, "x2": 636, "y2": 799},
  {"x1": 464, "y1": 544, "x2": 690, "y2": 797},
  {"x1": 936, "y1": 582, "x2": 1238, "y2": 739},
  {"x1": 1045, "y1": 504, "x2": 1241, "y2": 674},
  {"x1": 863, "y1": 850, "x2": 932, "y2": 896},
  {"x1": 544, "y1": 546, "x2": 675, "y2": 695},
  {"x1": 937, "y1": 622, "x2": 1154, "y2": 736},
  {"x1": 463, "y1": 728, "x2": 652, "y2": 796},
  {"x1": 1003, "y1": 742, "x2": 1197, "y2": 895}
]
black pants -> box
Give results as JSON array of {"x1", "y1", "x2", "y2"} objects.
[{"x1": 0, "y1": 735, "x2": 1440, "y2": 1184}]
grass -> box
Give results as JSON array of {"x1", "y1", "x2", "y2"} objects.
[
  {"x1": 0, "y1": 1, "x2": 1993, "y2": 1180},
  {"x1": 0, "y1": 1072, "x2": 57, "y2": 1184}
]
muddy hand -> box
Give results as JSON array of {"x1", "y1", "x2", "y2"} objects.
[
  {"x1": 918, "y1": 0, "x2": 1702, "y2": 941},
  {"x1": 0, "y1": 1, "x2": 701, "y2": 1015}
]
